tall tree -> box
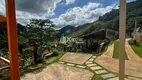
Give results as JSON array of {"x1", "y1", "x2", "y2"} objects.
[{"x1": 26, "y1": 19, "x2": 55, "y2": 64}]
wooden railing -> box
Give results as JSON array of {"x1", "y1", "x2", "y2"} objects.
[{"x1": 0, "y1": 57, "x2": 10, "y2": 68}]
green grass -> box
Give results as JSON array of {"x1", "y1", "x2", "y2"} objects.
[
  {"x1": 128, "y1": 40, "x2": 142, "y2": 58},
  {"x1": 91, "y1": 73, "x2": 105, "y2": 80},
  {"x1": 113, "y1": 41, "x2": 128, "y2": 60}
]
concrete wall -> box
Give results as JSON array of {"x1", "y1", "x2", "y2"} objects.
[{"x1": 106, "y1": 29, "x2": 119, "y2": 40}]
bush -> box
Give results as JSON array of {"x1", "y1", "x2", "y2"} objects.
[
  {"x1": 128, "y1": 39, "x2": 135, "y2": 45},
  {"x1": 128, "y1": 39, "x2": 140, "y2": 46},
  {"x1": 52, "y1": 50, "x2": 60, "y2": 56},
  {"x1": 104, "y1": 39, "x2": 110, "y2": 45}
]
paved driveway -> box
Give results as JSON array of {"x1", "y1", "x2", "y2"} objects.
[
  {"x1": 60, "y1": 52, "x2": 92, "y2": 64},
  {"x1": 21, "y1": 63, "x2": 93, "y2": 80},
  {"x1": 95, "y1": 40, "x2": 142, "y2": 78}
]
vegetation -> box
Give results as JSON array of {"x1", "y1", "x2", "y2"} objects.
[
  {"x1": 128, "y1": 39, "x2": 142, "y2": 58},
  {"x1": 95, "y1": 43, "x2": 109, "y2": 56},
  {"x1": 1, "y1": 51, "x2": 64, "y2": 80},
  {"x1": 59, "y1": 0, "x2": 142, "y2": 38},
  {"x1": 95, "y1": 39, "x2": 110, "y2": 56},
  {"x1": 113, "y1": 41, "x2": 128, "y2": 60},
  {"x1": 0, "y1": 0, "x2": 142, "y2": 79},
  {"x1": 25, "y1": 19, "x2": 56, "y2": 64},
  {"x1": 56, "y1": 25, "x2": 76, "y2": 38}
]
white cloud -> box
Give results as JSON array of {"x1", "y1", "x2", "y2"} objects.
[
  {"x1": 16, "y1": 11, "x2": 42, "y2": 25},
  {"x1": 65, "y1": 0, "x2": 76, "y2": 5},
  {"x1": 52, "y1": 2, "x2": 115, "y2": 29},
  {"x1": 16, "y1": 0, "x2": 62, "y2": 17},
  {"x1": 127, "y1": 0, "x2": 136, "y2": 3},
  {"x1": 0, "y1": 0, "x2": 62, "y2": 25},
  {"x1": 0, "y1": 0, "x2": 5, "y2": 16},
  {"x1": 83, "y1": 2, "x2": 102, "y2": 10}
]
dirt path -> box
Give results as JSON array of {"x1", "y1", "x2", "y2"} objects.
[
  {"x1": 95, "y1": 39, "x2": 142, "y2": 78},
  {"x1": 60, "y1": 52, "x2": 92, "y2": 64},
  {"x1": 125, "y1": 39, "x2": 142, "y2": 62},
  {"x1": 102, "y1": 41, "x2": 114, "y2": 58},
  {"x1": 21, "y1": 63, "x2": 93, "y2": 80}
]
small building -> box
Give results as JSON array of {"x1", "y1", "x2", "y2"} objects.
[
  {"x1": 81, "y1": 29, "x2": 105, "y2": 52},
  {"x1": 81, "y1": 29, "x2": 118, "y2": 52},
  {"x1": 135, "y1": 27, "x2": 142, "y2": 42},
  {"x1": 106, "y1": 29, "x2": 119, "y2": 40},
  {"x1": 133, "y1": 27, "x2": 142, "y2": 45}
]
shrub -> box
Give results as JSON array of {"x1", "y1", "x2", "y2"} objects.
[
  {"x1": 52, "y1": 50, "x2": 60, "y2": 56},
  {"x1": 128, "y1": 39, "x2": 140, "y2": 46},
  {"x1": 128, "y1": 39, "x2": 135, "y2": 45},
  {"x1": 104, "y1": 39, "x2": 110, "y2": 45}
]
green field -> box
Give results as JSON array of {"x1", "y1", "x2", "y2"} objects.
[{"x1": 113, "y1": 41, "x2": 128, "y2": 60}]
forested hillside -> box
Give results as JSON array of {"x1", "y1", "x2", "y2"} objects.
[
  {"x1": 56, "y1": 23, "x2": 91, "y2": 38},
  {"x1": 0, "y1": 19, "x2": 57, "y2": 58},
  {"x1": 56, "y1": 25, "x2": 75, "y2": 38},
  {"x1": 67, "y1": 0, "x2": 142, "y2": 37}
]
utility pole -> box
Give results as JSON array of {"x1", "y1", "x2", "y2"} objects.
[{"x1": 119, "y1": 0, "x2": 126, "y2": 80}]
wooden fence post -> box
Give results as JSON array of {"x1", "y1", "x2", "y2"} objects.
[{"x1": 5, "y1": 0, "x2": 20, "y2": 80}]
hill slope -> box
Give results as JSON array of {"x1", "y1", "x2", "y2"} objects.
[{"x1": 68, "y1": 0, "x2": 142, "y2": 37}]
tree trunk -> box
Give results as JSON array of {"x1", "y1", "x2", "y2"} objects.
[{"x1": 33, "y1": 45, "x2": 38, "y2": 64}]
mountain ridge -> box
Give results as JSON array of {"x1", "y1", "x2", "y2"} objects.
[{"x1": 58, "y1": 0, "x2": 142, "y2": 38}]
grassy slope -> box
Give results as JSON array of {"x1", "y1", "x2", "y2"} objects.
[
  {"x1": 113, "y1": 41, "x2": 128, "y2": 60},
  {"x1": 69, "y1": 24, "x2": 92, "y2": 37},
  {"x1": 128, "y1": 40, "x2": 142, "y2": 58},
  {"x1": 69, "y1": 21, "x2": 102, "y2": 37},
  {"x1": 68, "y1": 1, "x2": 142, "y2": 38}
]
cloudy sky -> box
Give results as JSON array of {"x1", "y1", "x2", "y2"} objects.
[{"x1": 0, "y1": 0, "x2": 136, "y2": 29}]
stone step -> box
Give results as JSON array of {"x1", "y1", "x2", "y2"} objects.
[
  {"x1": 95, "y1": 70, "x2": 108, "y2": 74},
  {"x1": 76, "y1": 65, "x2": 86, "y2": 69},
  {"x1": 101, "y1": 73, "x2": 115, "y2": 79},
  {"x1": 92, "y1": 56, "x2": 96, "y2": 59},
  {"x1": 128, "y1": 76, "x2": 142, "y2": 80},
  {"x1": 58, "y1": 61, "x2": 65, "y2": 64},
  {"x1": 87, "y1": 63, "x2": 97, "y2": 67},
  {"x1": 88, "y1": 58, "x2": 94, "y2": 62},
  {"x1": 85, "y1": 61, "x2": 93, "y2": 64},
  {"x1": 90, "y1": 66, "x2": 102, "y2": 71},
  {"x1": 66, "y1": 63, "x2": 75, "y2": 66},
  {"x1": 107, "y1": 77, "x2": 119, "y2": 80},
  {"x1": 107, "y1": 77, "x2": 131, "y2": 80}
]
